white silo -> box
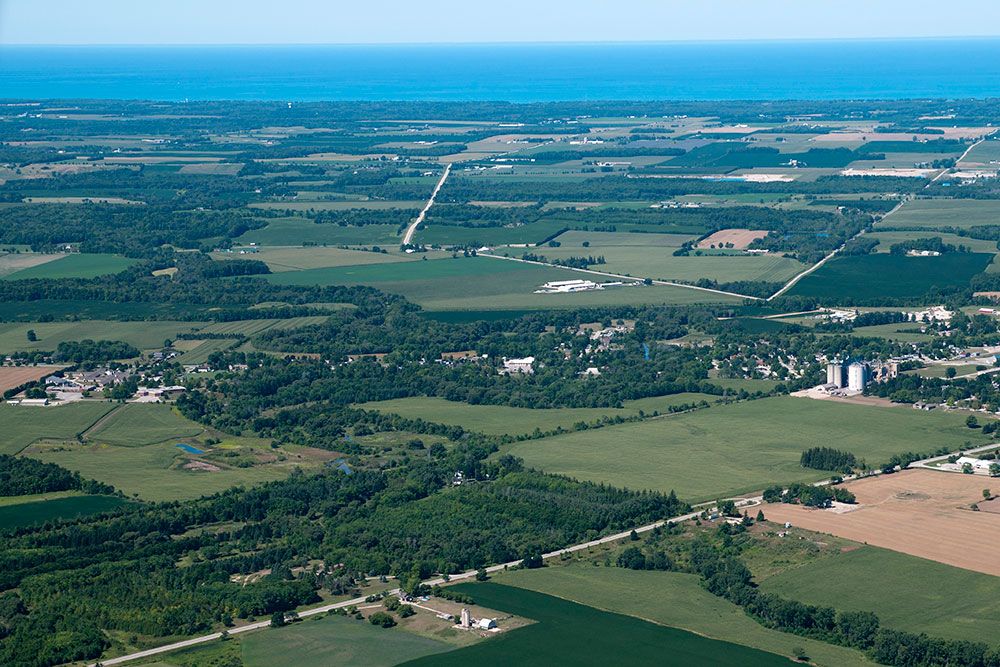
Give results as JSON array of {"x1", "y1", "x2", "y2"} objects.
[
  {"x1": 826, "y1": 361, "x2": 844, "y2": 388},
  {"x1": 847, "y1": 362, "x2": 867, "y2": 392}
]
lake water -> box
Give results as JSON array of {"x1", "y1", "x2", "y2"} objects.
[{"x1": 2, "y1": 39, "x2": 999, "y2": 101}]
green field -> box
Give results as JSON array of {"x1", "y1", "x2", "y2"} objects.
[
  {"x1": 358, "y1": 394, "x2": 716, "y2": 436},
  {"x1": 194, "y1": 319, "x2": 281, "y2": 336},
  {"x1": 849, "y1": 321, "x2": 934, "y2": 343},
  {"x1": 865, "y1": 230, "x2": 1000, "y2": 254},
  {"x1": 267, "y1": 255, "x2": 741, "y2": 310},
  {"x1": 402, "y1": 583, "x2": 794, "y2": 667},
  {"x1": 84, "y1": 404, "x2": 204, "y2": 446},
  {"x1": 249, "y1": 200, "x2": 421, "y2": 211},
  {"x1": 497, "y1": 565, "x2": 867, "y2": 667},
  {"x1": 530, "y1": 246, "x2": 806, "y2": 284},
  {"x1": 506, "y1": 396, "x2": 985, "y2": 501},
  {"x1": 213, "y1": 246, "x2": 422, "y2": 272},
  {"x1": 1, "y1": 253, "x2": 136, "y2": 280},
  {"x1": 25, "y1": 441, "x2": 294, "y2": 502},
  {"x1": 174, "y1": 338, "x2": 241, "y2": 365},
  {"x1": 418, "y1": 220, "x2": 570, "y2": 246},
  {"x1": 241, "y1": 612, "x2": 451, "y2": 667},
  {"x1": 0, "y1": 320, "x2": 205, "y2": 354},
  {"x1": 788, "y1": 253, "x2": 993, "y2": 301},
  {"x1": 758, "y1": 546, "x2": 1000, "y2": 643},
  {"x1": 960, "y1": 139, "x2": 1000, "y2": 166},
  {"x1": 236, "y1": 218, "x2": 402, "y2": 246},
  {"x1": 877, "y1": 199, "x2": 1000, "y2": 230},
  {"x1": 553, "y1": 230, "x2": 698, "y2": 247},
  {"x1": 0, "y1": 494, "x2": 133, "y2": 531},
  {"x1": 0, "y1": 402, "x2": 116, "y2": 455}
]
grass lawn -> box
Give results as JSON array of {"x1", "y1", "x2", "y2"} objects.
[
  {"x1": 0, "y1": 253, "x2": 136, "y2": 280},
  {"x1": 496, "y1": 565, "x2": 867, "y2": 667},
  {"x1": 505, "y1": 396, "x2": 987, "y2": 501},
  {"x1": 877, "y1": 199, "x2": 1000, "y2": 229},
  {"x1": 241, "y1": 612, "x2": 452, "y2": 667},
  {"x1": 787, "y1": 253, "x2": 993, "y2": 301},
  {"x1": 236, "y1": 218, "x2": 401, "y2": 246},
  {"x1": 357, "y1": 394, "x2": 716, "y2": 436},
  {"x1": 758, "y1": 545, "x2": 1000, "y2": 643},
  {"x1": 83, "y1": 404, "x2": 205, "y2": 446},
  {"x1": 0, "y1": 402, "x2": 116, "y2": 455},
  {"x1": 402, "y1": 583, "x2": 794, "y2": 667},
  {"x1": 0, "y1": 320, "x2": 205, "y2": 354},
  {"x1": 24, "y1": 441, "x2": 296, "y2": 502},
  {"x1": 910, "y1": 364, "x2": 981, "y2": 378},
  {"x1": 267, "y1": 255, "x2": 741, "y2": 310},
  {"x1": 0, "y1": 494, "x2": 133, "y2": 531}
]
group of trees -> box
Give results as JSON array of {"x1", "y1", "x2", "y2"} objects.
[
  {"x1": 0, "y1": 455, "x2": 116, "y2": 497},
  {"x1": 800, "y1": 447, "x2": 858, "y2": 473}
]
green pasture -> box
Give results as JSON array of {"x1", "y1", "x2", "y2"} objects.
[
  {"x1": 236, "y1": 218, "x2": 401, "y2": 246},
  {"x1": 505, "y1": 396, "x2": 987, "y2": 501},
  {"x1": 83, "y1": 404, "x2": 204, "y2": 446},
  {"x1": 498, "y1": 565, "x2": 867, "y2": 667},
  {"x1": 758, "y1": 545, "x2": 1000, "y2": 643},
  {"x1": 0, "y1": 253, "x2": 136, "y2": 280},
  {"x1": 788, "y1": 253, "x2": 992, "y2": 301},
  {"x1": 0, "y1": 402, "x2": 116, "y2": 455},
  {"x1": 357, "y1": 394, "x2": 716, "y2": 436},
  {"x1": 877, "y1": 199, "x2": 1000, "y2": 230},
  {"x1": 266, "y1": 255, "x2": 742, "y2": 310},
  {"x1": 403, "y1": 583, "x2": 794, "y2": 667},
  {"x1": 0, "y1": 320, "x2": 203, "y2": 354}
]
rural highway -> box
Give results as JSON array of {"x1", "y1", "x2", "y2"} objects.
[
  {"x1": 926, "y1": 136, "x2": 989, "y2": 186},
  {"x1": 402, "y1": 163, "x2": 451, "y2": 245},
  {"x1": 767, "y1": 198, "x2": 907, "y2": 301},
  {"x1": 478, "y1": 252, "x2": 760, "y2": 300}
]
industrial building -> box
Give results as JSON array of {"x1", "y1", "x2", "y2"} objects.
[
  {"x1": 825, "y1": 358, "x2": 899, "y2": 393},
  {"x1": 535, "y1": 279, "x2": 601, "y2": 293}
]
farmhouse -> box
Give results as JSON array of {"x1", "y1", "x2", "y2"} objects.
[
  {"x1": 501, "y1": 357, "x2": 535, "y2": 374},
  {"x1": 535, "y1": 279, "x2": 601, "y2": 294}
]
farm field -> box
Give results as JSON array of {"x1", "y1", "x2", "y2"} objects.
[
  {"x1": 174, "y1": 338, "x2": 241, "y2": 365},
  {"x1": 236, "y1": 218, "x2": 401, "y2": 246},
  {"x1": 266, "y1": 255, "x2": 742, "y2": 310},
  {"x1": 497, "y1": 565, "x2": 868, "y2": 667},
  {"x1": 553, "y1": 230, "x2": 698, "y2": 247},
  {"x1": 505, "y1": 397, "x2": 986, "y2": 501},
  {"x1": 0, "y1": 253, "x2": 136, "y2": 280},
  {"x1": 528, "y1": 246, "x2": 806, "y2": 283},
  {"x1": 83, "y1": 404, "x2": 205, "y2": 446},
  {"x1": 357, "y1": 393, "x2": 717, "y2": 436},
  {"x1": 0, "y1": 401, "x2": 116, "y2": 455},
  {"x1": 864, "y1": 230, "x2": 1000, "y2": 254},
  {"x1": 787, "y1": 253, "x2": 993, "y2": 301},
  {"x1": 402, "y1": 583, "x2": 795, "y2": 667},
  {"x1": 0, "y1": 364, "x2": 65, "y2": 392},
  {"x1": 213, "y1": 246, "x2": 421, "y2": 271},
  {"x1": 849, "y1": 321, "x2": 934, "y2": 343},
  {"x1": 759, "y1": 469, "x2": 1000, "y2": 577},
  {"x1": 0, "y1": 320, "x2": 205, "y2": 354},
  {"x1": 0, "y1": 252, "x2": 62, "y2": 277},
  {"x1": 757, "y1": 544, "x2": 1000, "y2": 643},
  {"x1": 876, "y1": 199, "x2": 1000, "y2": 230},
  {"x1": 0, "y1": 494, "x2": 133, "y2": 531},
  {"x1": 241, "y1": 613, "x2": 452, "y2": 667},
  {"x1": 248, "y1": 200, "x2": 422, "y2": 211},
  {"x1": 959, "y1": 139, "x2": 1000, "y2": 166},
  {"x1": 417, "y1": 220, "x2": 570, "y2": 247}
]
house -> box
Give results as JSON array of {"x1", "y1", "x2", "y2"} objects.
[{"x1": 501, "y1": 357, "x2": 535, "y2": 374}]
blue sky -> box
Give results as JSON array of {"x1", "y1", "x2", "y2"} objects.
[{"x1": 2, "y1": 0, "x2": 999, "y2": 45}]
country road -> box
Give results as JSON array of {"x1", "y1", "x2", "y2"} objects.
[{"x1": 402, "y1": 163, "x2": 451, "y2": 245}]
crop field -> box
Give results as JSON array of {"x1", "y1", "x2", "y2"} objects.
[
  {"x1": 0, "y1": 252, "x2": 62, "y2": 277},
  {"x1": 358, "y1": 394, "x2": 717, "y2": 436},
  {"x1": 498, "y1": 565, "x2": 867, "y2": 667},
  {"x1": 403, "y1": 583, "x2": 794, "y2": 667},
  {"x1": 418, "y1": 220, "x2": 571, "y2": 247},
  {"x1": 697, "y1": 229, "x2": 770, "y2": 249},
  {"x1": 83, "y1": 404, "x2": 205, "y2": 446},
  {"x1": 267, "y1": 255, "x2": 742, "y2": 310},
  {"x1": 0, "y1": 401, "x2": 116, "y2": 455},
  {"x1": 864, "y1": 230, "x2": 1000, "y2": 254},
  {"x1": 213, "y1": 246, "x2": 420, "y2": 272},
  {"x1": 0, "y1": 494, "x2": 133, "y2": 532},
  {"x1": 0, "y1": 364, "x2": 64, "y2": 392},
  {"x1": 529, "y1": 246, "x2": 806, "y2": 283},
  {"x1": 248, "y1": 200, "x2": 422, "y2": 211},
  {"x1": 241, "y1": 611, "x2": 452, "y2": 667},
  {"x1": 0, "y1": 253, "x2": 136, "y2": 280},
  {"x1": 174, "y1": 338, "x2": 241, "y2": 365},
  {"x1": 788, "y1": 253, "x2": 993, "y2": 301},
  {"x1": 959, "y1": 139, "x2": 1000, "y2": 166},
  {"x1": 0, "y1": 320, "x2": 205, "y2": 354},
  {"x1": 553, "y1": 230, "x2": 698, "y2": 247},
  {"x1": 876, "y1": 199, "x2": 1000, "y2": 230},
  {"x1": 236, "y1": 218, "x2": 402, "y2": 246},
  {"x1": 505, "y1": 397, "x2": 985, "y2": 501},
  {"x1": 759, "y1": 469, "x2": 1000, "y2": 577},
  {"x1": 757, "y1": 544, "x2": 1000, "y2": 643},
  {"x1": 262, "y1": 315, "x2": 330, "y2": 330},
  {"x1": 195, "y1": 320, "x2": 281, "y2": 336}
]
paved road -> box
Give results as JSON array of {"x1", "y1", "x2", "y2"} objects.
[
  {"x1": 478, "y1": 252, "x2": 759, "y2": 300},
  {"x1": 926, "y1": 137, "x2": 988, "y2": 186},
  {"x1": 402, "y1": 163, "x2": 451, "y2": 245},
  {"x1": 767, "y1": 199, "x2": 907, "y2": 301}
]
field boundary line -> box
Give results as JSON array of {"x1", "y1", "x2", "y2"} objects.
[
  {"x1": 767, "y1": 199, "x2": 907, "y2": 301},
  {"x1": 402, "y1": 163, "x2": 451, "y2": 245},
  {"x1": 477, "y1": 253, "x2": 759, "y2": 300},
  {"x1": 76, "y1": 402, "x2": 123, "y2": 441}
]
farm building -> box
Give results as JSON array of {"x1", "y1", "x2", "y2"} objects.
[
  {"x1": 535, "y1": 279, "x2": 601, "y2": 293},
  {"x1": 501, "y1": 357, "x2": 535, "y2": 375}
]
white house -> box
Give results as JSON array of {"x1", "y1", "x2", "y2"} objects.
[{"x1": 501, "y1": 357, "x2": 535, "y2": 374}]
